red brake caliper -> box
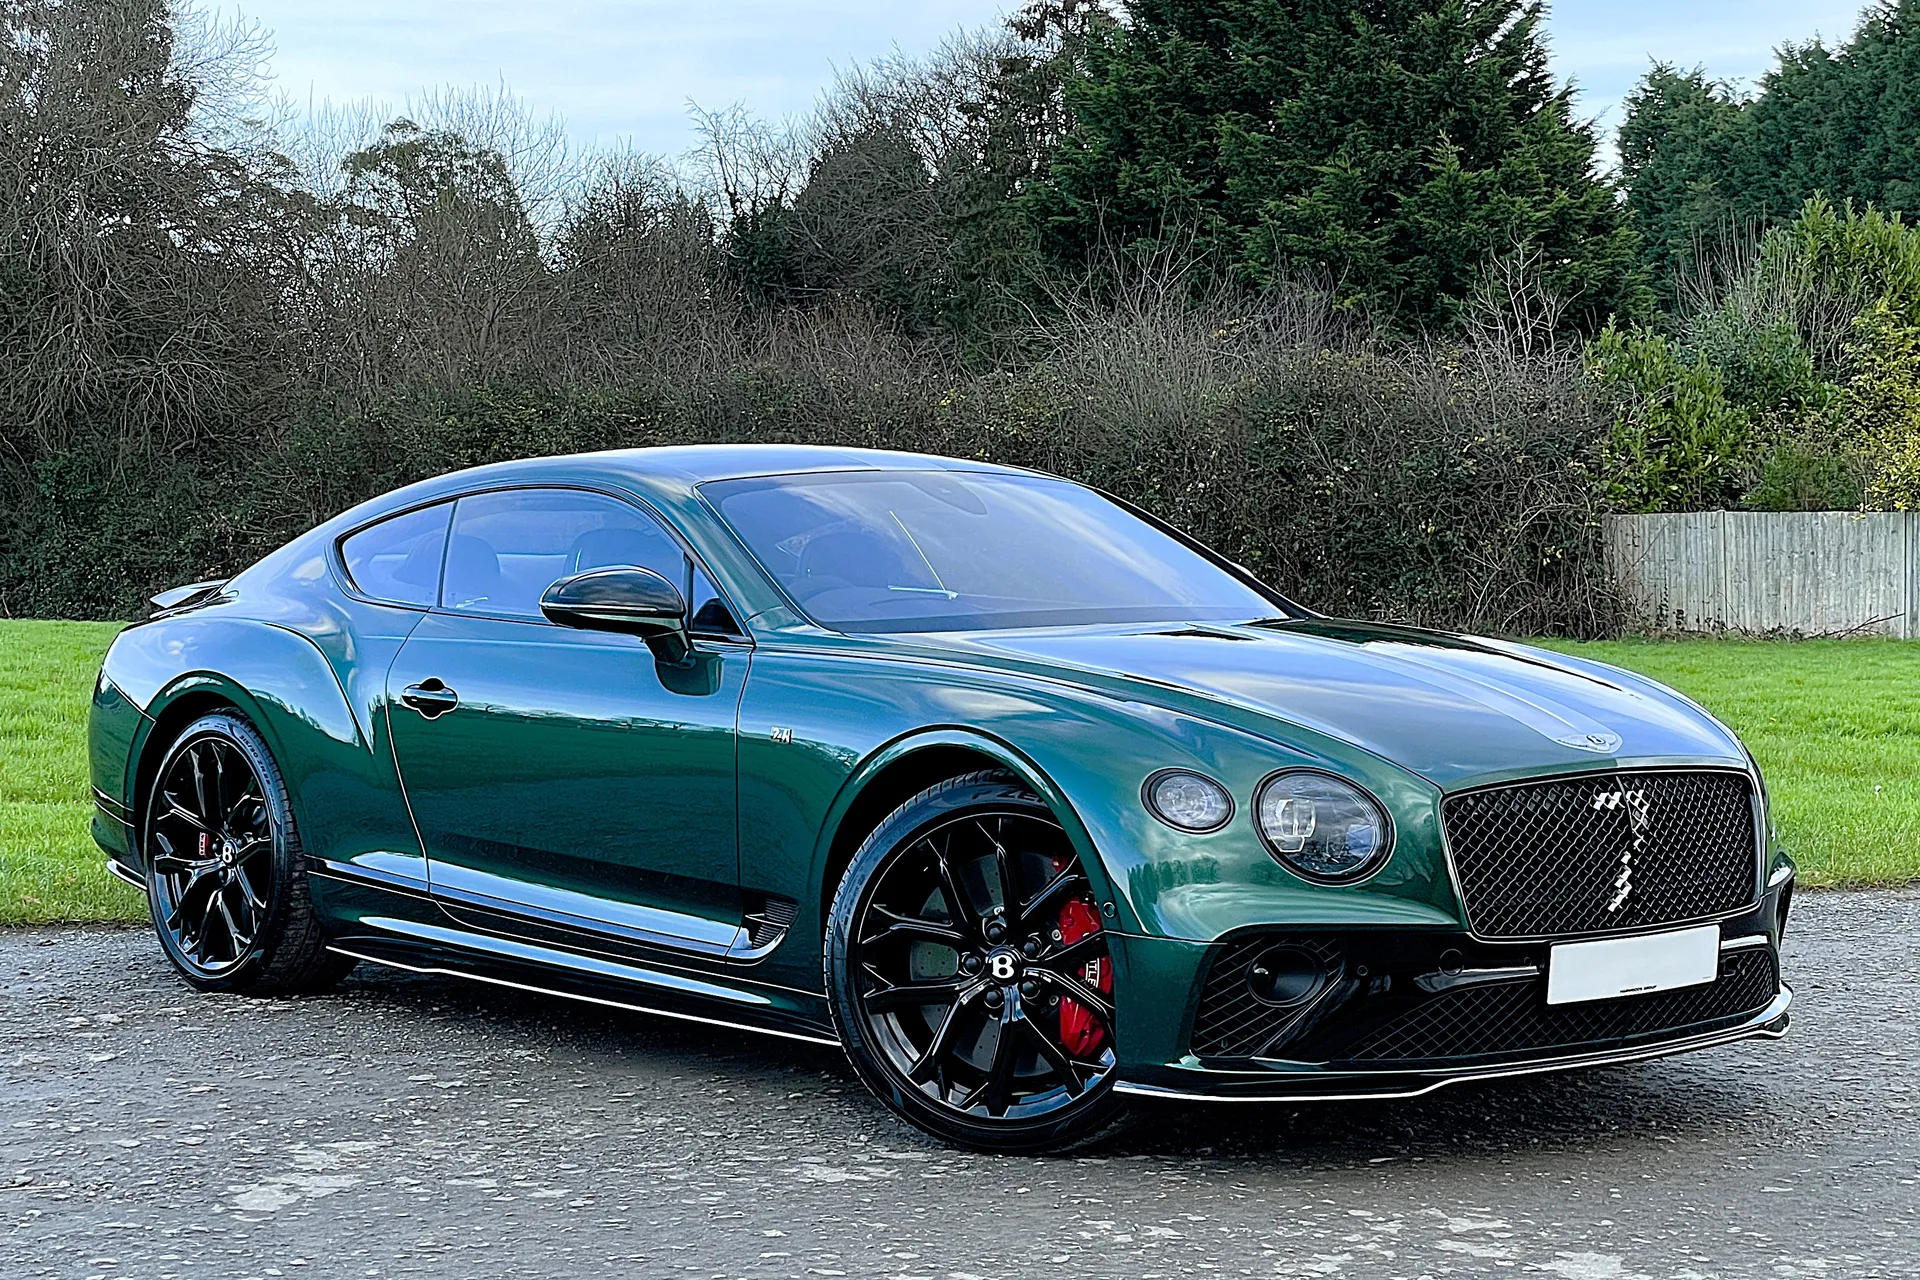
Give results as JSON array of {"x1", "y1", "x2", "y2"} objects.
[{"x1": 1052, "y1": 857, "x2": 1111, "y2": 1057}]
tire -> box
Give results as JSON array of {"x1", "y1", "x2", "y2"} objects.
[
  {"x1": 825, "y1": 771, "x2": 1129, "y2": 1153},
  {"x1": 142, "y1": 711, "x2": 356, "y2": 996}
]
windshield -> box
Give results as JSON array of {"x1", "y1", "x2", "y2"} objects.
[{"x1": 703, "y1": 469, "x2": 1286, "y2": 633}]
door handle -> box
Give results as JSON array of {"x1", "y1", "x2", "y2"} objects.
[{"x1": 401, "y1": 679, "x2": 459, "y2": 719}]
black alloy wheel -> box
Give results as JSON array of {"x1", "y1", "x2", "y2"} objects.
[
  {"x1": 826, "y1": 772, "x2": 1128, "y2": 1152},
  {"x1": 143, "y1": 712, "x2": 353, "y2": 995}
]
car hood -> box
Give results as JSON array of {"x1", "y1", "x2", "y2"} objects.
[{"x1": 916, "y1": 619, "x2": 1745, "y2": 791}]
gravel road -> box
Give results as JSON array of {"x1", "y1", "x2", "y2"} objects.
[{"x1": 3, "y1": 889, "x2": 1916, "y2": 1280}]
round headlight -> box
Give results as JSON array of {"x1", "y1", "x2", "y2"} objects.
[
  {"x1": 1143, "y1": 770, "x2": 1234, "y2": 833},
  {"x1": 1255, "y1": 771, "x2": 1391, "y2": 880}
]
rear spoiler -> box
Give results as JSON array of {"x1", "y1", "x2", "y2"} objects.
[{"x1": 149, "y1": 579, "x2": 229, "y2": 617}]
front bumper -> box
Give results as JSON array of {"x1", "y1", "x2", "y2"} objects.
[
  {"x1": 1109, "y1": 877, "x2": 1793, "y2": 1101},
  {"x1": 91, "y1": 787, "x2": 139, "y2": 883},
  {"x1": 1115, "y1": 987, "x2": 1790, "y2": 1102}
]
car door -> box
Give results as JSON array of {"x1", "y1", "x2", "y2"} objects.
[{"x1": 385, "y1": 486, "x2": 751, "y2": 954}]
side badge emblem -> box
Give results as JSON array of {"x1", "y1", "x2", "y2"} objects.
[{"x1": 770, "y1": 727, "x2": 794, "y2": 745}]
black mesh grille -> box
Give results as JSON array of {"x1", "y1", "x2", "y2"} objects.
[
  {"x1": 1191, "y1": 937, "x2": 1340, "y2": 1059},
  {"x1": 1444, "y1": 770, "x2": 1759, "y2": 939},
  {"x1": 1344, "y1": 948, "x2": 1777, "y2": 1064}
]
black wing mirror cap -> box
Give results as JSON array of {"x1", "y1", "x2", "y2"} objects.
[{"x1": 541, "y1": 567, "x2": 692, "y2": 665}]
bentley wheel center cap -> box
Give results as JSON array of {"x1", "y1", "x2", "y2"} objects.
[{"x1": 985, "y1": 948, "x2": 1022, "y2": 984}]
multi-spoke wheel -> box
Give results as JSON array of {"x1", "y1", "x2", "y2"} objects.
[
  {"x1": 143, "y1": 713, "x2": 353, "y2": 995},
  {"x1": 826, "y1": 772, "x2": 1128, "y2": 1152}
]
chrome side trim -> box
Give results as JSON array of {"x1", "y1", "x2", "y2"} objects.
[
  {"x1": 102, "y1": 858, "x2": 145, "y2": 890},
  {"x1": 327, "y1": 945, "x2": 842, "y2": 1048},
  {"x1": 726, "y1": 923, "x2": 792, "y2": 963},
  {"x1": 1720, "y1": 933, "x2": 1771, "y2": 953},
  {"x1": 309, "y1": 857, "x2": 431, "y2": 899},
  {"x1": 432, "y1": 881, "x2": 800, "y2": 967},
  {"x1": 1117, "y1": 986, "x2": 1792, "y2": 1104},
  {"x1": 429, "y1": 865, "x2": 741, "y2": 956}
]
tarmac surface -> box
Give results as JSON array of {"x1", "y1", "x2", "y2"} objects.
[{"x1": 2, "y1": 889, "x2": 1916, "y2": 1279}]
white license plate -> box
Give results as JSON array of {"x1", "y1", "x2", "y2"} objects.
[{"x1": 1546, "y1": 925, "x2": 1720, "y2": 1006}]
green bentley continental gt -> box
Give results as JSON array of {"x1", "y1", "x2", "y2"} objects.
[{"x1": 88, "y1": 446, "x2": 1793, "y2": 1151}]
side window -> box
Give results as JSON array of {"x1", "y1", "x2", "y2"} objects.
[
  {"x1": 442, "y1": 489, "x2": 688, "y2": 620},
  {"x1": 339, "y1": 504, "x2": 451, "y2": 608}
]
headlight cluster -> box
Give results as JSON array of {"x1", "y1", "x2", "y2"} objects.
[
  {"x1": 1143, "y1": 767, "x2": 1392, "y2": 881},
  {"x1": 1254, "y1": 771, "x2": 1390, "y2": 880}
]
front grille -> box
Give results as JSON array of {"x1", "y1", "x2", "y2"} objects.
[
  {"x1": 1344, "y1": 947, "x2": 1777, "y2": 1064},
  {"x1": 1191, "y1": 936, "x2": 1341, "y2": 1059},
  {"x1": 1444, "y1": 769, "x2": 1759, "y2": 939}
]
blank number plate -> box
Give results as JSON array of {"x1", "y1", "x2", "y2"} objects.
[{"x1": 1546, "y1": 925, "x2": 1720, "y2": 1006}]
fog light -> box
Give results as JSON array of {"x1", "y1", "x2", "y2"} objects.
[{"x1": 1246, "y1": 944, "x2": 1328, "y2": 1008}]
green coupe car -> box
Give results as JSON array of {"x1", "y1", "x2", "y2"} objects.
[{"x1": 88, "y1": 446, "x2": 1793, "y2": 1151}]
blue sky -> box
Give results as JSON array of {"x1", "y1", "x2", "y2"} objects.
[{"x1": 216, "y1": 0, "x2": 1873, "y2": 165}]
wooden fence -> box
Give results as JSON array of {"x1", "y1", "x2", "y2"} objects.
[{"x1": 1604, "y1": 512, "x2": 1920, "y2": 638}]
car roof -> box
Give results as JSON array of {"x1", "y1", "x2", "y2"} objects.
[
  {"x1": 582, "y1": 444, "x2": 1032, "y2": 485},
  {"x1": 302, "y1": 445, "x2": 1047, "y2": 551}
]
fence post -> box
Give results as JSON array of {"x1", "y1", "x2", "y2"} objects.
[{"x1": 1907, "y1": 512, "x2": 1918, "y2": 641}]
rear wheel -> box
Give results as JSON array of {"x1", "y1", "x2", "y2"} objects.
[
  {"x1": 143, "y1": 712, "x2": 354, "y2": 995},
  {"x1": 826, "y1": 772, "x2": 1127, "y2": 1153}
]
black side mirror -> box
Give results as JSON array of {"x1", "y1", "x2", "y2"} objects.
[{"x1": 540, "y1": 567, "x2": 692, "y2": 666}]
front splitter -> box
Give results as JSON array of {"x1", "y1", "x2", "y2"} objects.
[{"x1": 1115, "y1": 986, "x2": 1792, "y2": 1103}]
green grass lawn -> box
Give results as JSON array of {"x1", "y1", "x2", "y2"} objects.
[
  {"x1": 0, "y1": 620, "x2": 142, "y2": 924},
  {"x1": 0, "y1": 623, "x2": 1914, "y2": 924}
]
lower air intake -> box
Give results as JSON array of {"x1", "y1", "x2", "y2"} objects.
[
  {"x1": 1343, "y1": 947, "x2": 1778, "y2": 1065},
  {"x1": 1190, "y1": 936, "x2": 1342, "y2": 1059}
]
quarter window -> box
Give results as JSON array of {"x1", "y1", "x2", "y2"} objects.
[
  {"x1": 689, "y1": 564, "x2": 742, "y2": 636},
  {"x1": 339, "y1": 504, "x2": 452, "y2": 608},
  {"x1": 441, "y1": 489, "x2": 688, "y2": 620}
]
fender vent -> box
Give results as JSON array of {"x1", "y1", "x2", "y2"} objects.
[{"x1": 744, "y1": 895, "x2": 799, "y2": 949}]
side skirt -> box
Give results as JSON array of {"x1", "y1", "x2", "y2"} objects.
[{"x1": 327, "y1": 916, "x2": 839, "y2": 1048}]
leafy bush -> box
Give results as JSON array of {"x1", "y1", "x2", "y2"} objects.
[
  {"x1": 1589, "y1": 325, "x2": 1754, "y2": 512},
  {"x1": 1844, "y1": 300, "x2": 1920, "y2": 510},
  {"x1": 1742, "y1": 444, "x2": 1865, "y2": 512},
  {"x1": 1593, "y1": 198, "x2": 1920, "y2": 514},
  {"x1": 3, "y1": 285, "x2": 1621, "y2": 635}
]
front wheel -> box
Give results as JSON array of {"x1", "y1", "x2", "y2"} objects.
[
  {"x1": 825, "y1": 772, "x2": 1128, "y2": 1153},
  {"x1": 143, "y1": 712, "x2": 354, "y2": 996}
]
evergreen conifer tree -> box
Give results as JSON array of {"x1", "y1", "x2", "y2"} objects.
[{"x1": 1023, "y1": 0, "x2": 1646, "y2": 331}]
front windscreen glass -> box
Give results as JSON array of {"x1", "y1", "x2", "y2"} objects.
[{"x1": 703, "y1": 470, "x2": 1284, "y2": 633}]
